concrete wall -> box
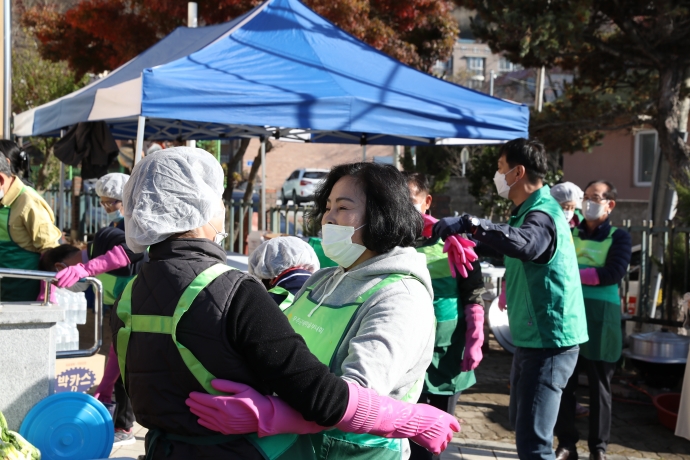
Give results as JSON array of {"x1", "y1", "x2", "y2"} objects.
[
  {"x1": 562, "y1": 130, "x2": 651, "y2": 201},
  {"x1": 433, "y1": 176, "x2": 485, "y2": 218}
]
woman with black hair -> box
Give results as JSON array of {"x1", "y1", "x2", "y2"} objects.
[
  {"x1": 193, "y1": 162, "x2": 440, "y2": 459},
  {"x1": 0, "y1": 140, "x2": 33, "y2": 187}
]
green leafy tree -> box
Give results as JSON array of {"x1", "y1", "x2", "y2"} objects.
[
  {"x1": 457, "y1": 0, "x2": 690, "y2": 186},
  {"x1": 12, "y1": 33, "x2": 89, "y2": 189},
  {"x1": 466, "y1": 146, "x2": 562, "y2": 221}
]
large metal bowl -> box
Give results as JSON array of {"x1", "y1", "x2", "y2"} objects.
[{"x1": 626, "y1": 330, "x2": 690, "y2": 364}]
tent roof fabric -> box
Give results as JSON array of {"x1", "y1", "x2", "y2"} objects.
[{"x1": 14, "y1": 0, "x2": 529, "y2": 145}]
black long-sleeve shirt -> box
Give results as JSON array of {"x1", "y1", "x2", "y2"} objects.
[
  {"x1": 575, "y1": 218, "x2": 632, "y2": 286},
  {"x1": 472, "y1": 206, "x2": 557, "y2": 264}
]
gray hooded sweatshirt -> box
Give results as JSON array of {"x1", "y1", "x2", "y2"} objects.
[{"x1": 294, "y1": 246, "x2": 436, "y2": 458}]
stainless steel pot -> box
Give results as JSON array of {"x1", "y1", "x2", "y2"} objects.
[{"x1": 625, "y1": 330, "x2": 690, "y2": 363}]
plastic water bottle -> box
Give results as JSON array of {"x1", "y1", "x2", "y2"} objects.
[{"x1": 76, "y1": 292, "x2": 87, "y2": 325}]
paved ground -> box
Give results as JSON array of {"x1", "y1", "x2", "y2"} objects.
[
  {"x1": 454, "y1": 336, "x2": 690, "y2": 460},
  {"x1": 109, "y1": 334, "x2": 690, "y2": 459}
]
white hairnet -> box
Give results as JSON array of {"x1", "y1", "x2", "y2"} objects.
[
  {"x1": 123, "y1": 147, "x2": 224, "y2": 253},
  {"x1": 550, "y1": 182, "x2": 584, "y2": 208},
  {"x1": 248, "y1": 237, "x2": 320, "y2": 280},
  {"x1": 95, "y1": 173, "x2": 130, "y2": 200}
]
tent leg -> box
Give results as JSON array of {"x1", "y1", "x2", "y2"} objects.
[
  {"x1": 134, "y1": 116, "x2": 146, "y2": 167},
  {"x1": 261, "y1": 138, "x2": 266, "y2": 231},
  {"x1": 362, "y1": 145, "x2": 366, "y2": 162},
  {"x1": 58, "y1": 162, "x2": 65, "y2": 231}
]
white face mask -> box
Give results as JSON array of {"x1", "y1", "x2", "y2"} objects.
[
  {"x1": 583, "y1": 200, "x2": 608, "y2": 221},
  {"x1": 208, "y1": 221, "x2": 228, "y2": 246},
  {"x1": 0, "y1": 188, "x2": 4, "y2": 202},
  {"x1": 413, "y1": 203, "x2": 423, "y2": 213},
  {"x1": 107, "y1": 209, "x2": 123, "y2": 221},
  {"x1": 321, "y1": 224, "x2": 367, "y2": 268},
  {"x1": 563, "y1": 209, "x2": 575, "y2": 222},
  {"x1": 493, "y1": 167, "x2": 516, "y2": 199}
]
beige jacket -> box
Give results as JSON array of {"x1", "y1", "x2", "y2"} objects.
[{"x1": 1, "y1": 176, "x2": 62, "y2": 252}]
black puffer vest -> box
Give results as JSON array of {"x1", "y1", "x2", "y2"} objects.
[{"x1": 111, "y1": 239, "x2": 266, "y2": 459}]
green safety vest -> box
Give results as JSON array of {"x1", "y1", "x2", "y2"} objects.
[
  {"x1": 307, "y1": 238, "x2": 337, "y2": 269},
  {"x1": 268, "y1": 286, "x2": 295, "y2": 311},
  {"x1": 416, "y1": 240, "x2": 475, "y2": 395},
  {"x1": 117, "y1": 264, "x2": 309, "y2": 460},
  {"x1": 504, "y1": 186, "x2": 588, "y2": 348},
  {"x1": 0, "y1": 186, "x2": 41, "y2": 302},
  {"x1": 573, "y1": 227, "x2": 622, "y2": 362},
  {"x1": 284, "y1": 274, "x2": 423, "y2": 460}
]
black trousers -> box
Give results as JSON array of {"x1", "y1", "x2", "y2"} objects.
[
  {"x1": 555, "y1": 357, "x2": 616, "y2": 453},
  {"x1": 114, "y1": 377, "x2": 135, "y2": 431},
  {"x1": 409, "y1": 392, "x2": 461, "y2": 460}
]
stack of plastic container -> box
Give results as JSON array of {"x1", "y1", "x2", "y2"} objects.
[{"x1": 53, "y1": 288, "x2": 87, "y2": 351}]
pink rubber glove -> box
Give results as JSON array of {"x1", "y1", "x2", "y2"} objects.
[
  {"x1": 461, "y1": 304, "x2": 484, "y2": 372},
  {"x1": 94, "y1": 344, "x2": 121, "y2": 404},
  {"x1": 36, "y1": 280, "x2": 58, "y2": 304},
  {"x1": 443, "y1": 235, "x2": 477, "y2": 279},
  {"x1": 187, "y1": 379, "x2": 460, "y2": 455},
  {"x1": 55, "y1": 245, "x2": 130, "y2": 288},
  {"x1": 579, "y1": 268, "x2": 600, "y2": 286},
  {"x1": 498, "y1": 280, "x2": 507, "y2": 311},
  {"x1": 422, "y1": 213, "x2": 437, "y2": 238}
]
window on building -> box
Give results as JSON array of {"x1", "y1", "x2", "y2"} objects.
[
  {"x1": 467, "y1": 57, "x2": 484, "y2": 74},
  {"x1": 634, "y1": 130, "x2": 657, "y2": 186},
  {"x1": 499, "y1": 57, "x2": 515, "y2": 72}
]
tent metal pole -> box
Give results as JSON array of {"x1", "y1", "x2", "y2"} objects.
[
  {"x1": 58, "y1": 163, "x2": 65, "y2": 231},
  {"x1": 362, "y1": 145, "x2": 366, "y2": 162},
  {"x1": 134, "y1": 116, "x2": 146, "y2": 167},
  {"x1": 260, "y1": 138, "x2": 266, "y2": 231},
  {"x1": 3, "y1": 0, "x2": 11, "y2": 139}
]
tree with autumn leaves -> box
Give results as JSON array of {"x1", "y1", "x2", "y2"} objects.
[{"x1": 21, "y1": 0, "x2": 458, "y2": 79}]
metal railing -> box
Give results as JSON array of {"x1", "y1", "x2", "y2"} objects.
[
  {"x1": 619, "y1": 220, "x2": 690, "y2": 327},
  {"x1": 0, "y1": 268, "x2": 104, "y2": 358},
  {"x1": 42, "y1": 188, "x2": 109, "y2": 237}
]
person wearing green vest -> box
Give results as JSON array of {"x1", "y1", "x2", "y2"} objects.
[
  {"x1": 0, "y1": 149, "x2": 62, "y2": 302},
  {"x1": 189, "y1": 162, "x2": 459, "y2": 459},
  {"x1": 554, "y1": 181, "x2": 631, "y2": 460},
  {"x1": 405, "y1": 172, "x2": 485, "y2": 460},
  {"x1": 433, "y1": 139, "x2": 588, "y2": 460},
  {"x1": 248, "y1": 236, "x2": 320, "y2": 310},
  {"x1": 110, "y1": 148, "x2": 459, "y2": 460}
]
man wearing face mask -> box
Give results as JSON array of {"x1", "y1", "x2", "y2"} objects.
[
  {"x1": 554, "y1": 180, "x2": 631, "y2": 460},
  {"x1": 406, "y1": 172, "x2": 485, "y2": 460},
  {"x1": 0, "y1": 151, "x2": 62, "y2": 301},
  {"x1": 96, "y1": 173, "x2": 128, "y2": 229},
  {"x1": 433, "y1": 138, "x2": 587, "y2": 460}
]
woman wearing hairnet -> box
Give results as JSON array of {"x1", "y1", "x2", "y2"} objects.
[
  {"x1": 96, "y1": 172, "x2": 129, "y2": 229},
  {"x1": 191, "y1": 162, "x2": 454, "y2": 460},
  {"x1": 248, "y1": 236, "x2": 319, "y2": 310},
  {"x1": 110, "y1": 148, "x2": 459, "y2": 460},
  {"x1": 551, "y1": 182, "x2": 584, "y2": 228}
]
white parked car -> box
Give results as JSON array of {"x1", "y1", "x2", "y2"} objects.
[{"x1": 281, "y1": 168, "x2": 329, "y2": 204}]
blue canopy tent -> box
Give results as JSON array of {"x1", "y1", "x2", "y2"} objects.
[
  {"x1": 16, "y1": 0, "x2": 528, "y2": 146},
  {"x1": 14, "y1": 0, "x2": 529, "y2": 229}
]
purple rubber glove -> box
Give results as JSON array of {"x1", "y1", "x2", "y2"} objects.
[
  {"x1": 55, "y1": 245, "x2": 130, "y2": 288},
  {"x1": 94, "y1": 344, "x2": 121, "y2": 404},
  {"x1": 461, "y1": 304, "x2": 484, "y2": 372},
  {"x1": 187, "y1": 379, "x2": 460, "y2": 455},
  {"x1": 580, "y1": 268, "x2": 600, "y2": 286}
]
